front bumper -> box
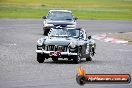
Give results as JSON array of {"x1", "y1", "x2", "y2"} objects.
[
  {"x1": 36, "y1": 50, "x2": 77, "y2": 56},
  {"x1": 43, "y1": 24, "x2": 76, "y2": 29}
]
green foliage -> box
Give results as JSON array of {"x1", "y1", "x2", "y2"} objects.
[{"x1": 0, "y1": 0, "x2": 132, "y2": 20}]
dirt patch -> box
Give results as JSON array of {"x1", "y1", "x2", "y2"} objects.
[{"x1": 107, "y1": 32, "x2": 132, "y2": 44}]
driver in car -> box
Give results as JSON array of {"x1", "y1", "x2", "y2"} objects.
[{"x1": 68, "y1": 29, "x2": 76, "y2": 37}]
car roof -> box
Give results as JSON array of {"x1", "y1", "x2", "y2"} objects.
[{"x1": 49, "y1": 10, "x2": 72, "y2": 13}]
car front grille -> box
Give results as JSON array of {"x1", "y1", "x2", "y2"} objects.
[{"x1": 44, "y1": 45, "x2": 67, "y2": 52}]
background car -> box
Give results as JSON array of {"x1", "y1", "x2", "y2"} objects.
[
  {"x1": 36, "y1": 27, "x2": 94, "y2": 64},
  {"x1": 42, "y1": 10, "x2": 77, "y2": 35}
]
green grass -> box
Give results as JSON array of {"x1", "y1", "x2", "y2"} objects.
[{"x1": 0, "y1": 0, "x2": 132, "y2": 20}]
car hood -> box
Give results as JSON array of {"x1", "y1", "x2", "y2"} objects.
[
  {"x1": 44, "y1": 37, "x2": 77, "y2": 45},
  {"x1": 46, "y1": 19, "x2": 75, "y2": 25}
]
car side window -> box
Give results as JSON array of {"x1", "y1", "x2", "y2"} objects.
[{"x1": 84, "y1": 32, "x2": 87, "y2": 40}]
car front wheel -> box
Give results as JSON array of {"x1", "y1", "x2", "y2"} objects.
[
  {"x1": 52, "y1": 57, "x2": 58, "y2": 62},
  {"x1": 37, "y1": 53, "x2": 45, "y2": 63},
  {"x1": 73, "y1": 55, "x2": 81, "y2": 64},
  {"x1": 43, "y1": 27, "x2": 50, "y2": 36},
  {"x1": 86, "y1": 57, "x2": 92, "y2": 61}
]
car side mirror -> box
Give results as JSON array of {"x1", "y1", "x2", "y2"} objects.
[
  {"x1": 74, "y1": 17, "x2": 78, "y2": 20},
  {"x1": 87, "y1": 36, "x2": 91, "y2": 39},
  {"x1": 42, "y1": 16, "x2": 46, "y2": 19}
]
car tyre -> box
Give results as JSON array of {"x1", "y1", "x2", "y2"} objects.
[
  {"x1": 73, "y1": 55, "x2": 81, "y2": 64},
  {"x1": 86, "y1": 57, "x2": 92, "y2": 61},
  {"x1": 52, "y1": 57, "x2": 58, "y2": 62},
  {"x1": 37, "y1": 53, "x2": 45, "y2": 63},
  {"x1": 43, "y1": 28, "x2": 50, "y2": 36}
]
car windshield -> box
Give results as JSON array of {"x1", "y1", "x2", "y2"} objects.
[
  {"x1": 68, "y1": 29, "x2": 80, "y2": 38},
  {"x1": 49, "y1": 28, "x2": 80, "y2": 38},
  {"x1": 47, "y1": 11, "x2": 73, "y2": 21}
]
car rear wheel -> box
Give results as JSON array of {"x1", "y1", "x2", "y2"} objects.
[{"x1": 37, "y1": 53, "x2": 45, "y2": 63}]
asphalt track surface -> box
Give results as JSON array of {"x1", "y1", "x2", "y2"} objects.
[{"x1": 0, "y1": 19, "x2": 132, "y2": 88}]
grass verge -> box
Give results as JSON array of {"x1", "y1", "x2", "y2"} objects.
[{"x1": 0, "y1": 0, "x2": 132, "y2": 20}]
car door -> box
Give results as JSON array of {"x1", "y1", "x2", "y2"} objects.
[
  {"x1": 79, "y1": 29, "x2": 88, "y2": 58},
  {"x1": 80, "y1": 29, "x2": 90, "y2": 58}
]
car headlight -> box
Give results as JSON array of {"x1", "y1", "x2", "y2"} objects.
[
  {"x1": 37, "y1": 38, "x2": 44, "y2": 46},
  {"x1": 44, "y1": 21, "x2": 53, "y2": 27},
  {"x1": 69, "y1": 42, "x2": 76, "y2": 48}
]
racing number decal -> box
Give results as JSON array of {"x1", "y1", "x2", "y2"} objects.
[{"x1": 86, "y1": 44, "x2": 89, "y2": 54}]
